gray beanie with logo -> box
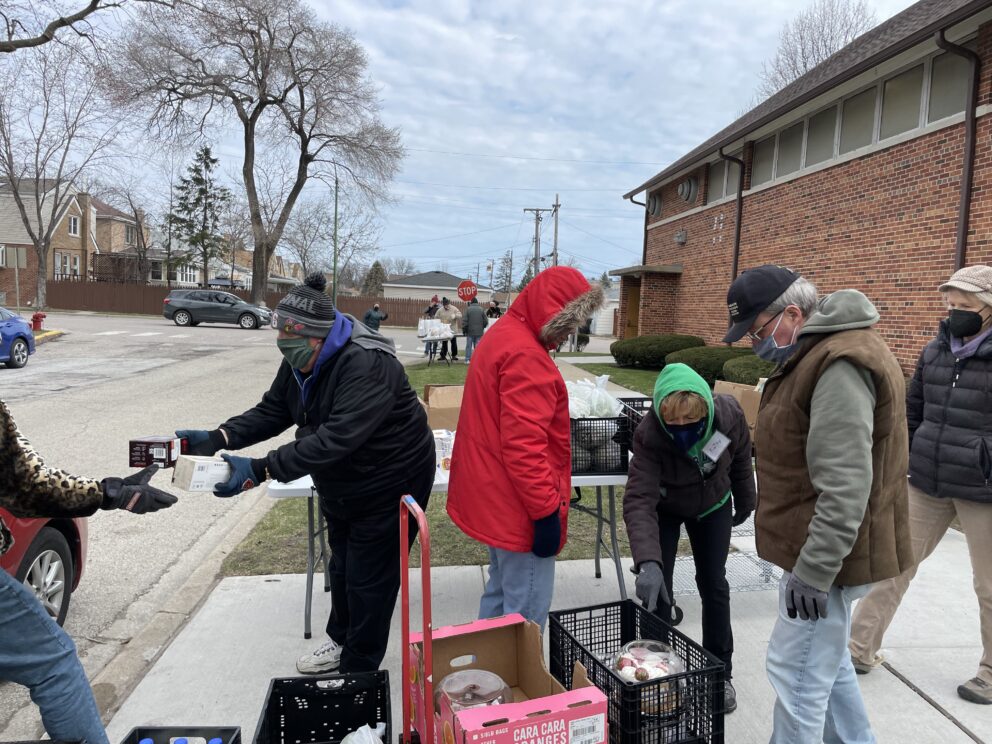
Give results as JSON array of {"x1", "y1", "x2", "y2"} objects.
[{"x1": 274, "y1": 273, "x2": 336, "y2": 338}]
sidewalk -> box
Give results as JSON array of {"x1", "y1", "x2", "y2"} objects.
[
  {"x1": 104, "y1": 527, "x2": 989, "y2": 744},
  {"x1": 555, "y1": 359, "x2": 646, "y2": 398}
]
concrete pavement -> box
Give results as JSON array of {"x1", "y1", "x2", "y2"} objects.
[{"x1": 104, "y1": 526, "x2": 990, "y2": 744}]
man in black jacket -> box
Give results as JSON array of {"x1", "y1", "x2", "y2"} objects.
[{"x1": 176, "y1": 274, "x2": 435, "y2": 673}]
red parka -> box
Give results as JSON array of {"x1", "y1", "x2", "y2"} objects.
[{"x1": 447, "y1": 267, "x2": 604, "y2": 553}]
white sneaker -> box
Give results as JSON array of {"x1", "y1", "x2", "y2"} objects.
[{"x1": 296, "y1": 638, "x2": 342, "y2": 674}]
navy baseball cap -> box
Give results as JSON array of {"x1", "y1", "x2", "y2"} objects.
[{"x1": 722, "y1": 265, "x2": 800, "y2": 343}]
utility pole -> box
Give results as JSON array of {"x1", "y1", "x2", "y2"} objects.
[
  {"x1": 523, "y1": 206, "x2": 552, "y2": 276},
  {"x1": 552, "y1": 194, "x2": 560, "y2": 267},
  {"x1": 476, "y1": 262, "x2": 481, "y2": 284}
]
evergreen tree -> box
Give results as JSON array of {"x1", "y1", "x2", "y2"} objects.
[
  {"x1": 599, "y1": 271, "x2": 613, "y2": 289},
  {"x1": 516, "y1": 261, "x2": 534, "y2": 292},
  {"x1": 361, "y1": 260, "x2": 387, "y2": 295},
  {"x1": 170, "y1": 146, "x2": 231, "y2": 288},
  {"x1": 494, "y1": 250, "x2": 513, "y2": 294}
]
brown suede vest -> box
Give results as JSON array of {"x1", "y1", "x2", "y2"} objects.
[{"x1": 754, "y1": 328, "x2": 912, "y2": 586}]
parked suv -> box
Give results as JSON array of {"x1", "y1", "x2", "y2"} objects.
[
  {"x1": 0, "y1": 306, "x2": 36, "y2": 368},
  {"x1": 163, "y1": 290, "x2": 271, "y2": 329}
]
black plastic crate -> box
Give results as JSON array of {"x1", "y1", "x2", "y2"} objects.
[
  {"x1": 570, "y1": 416, "x2": 630, "y2": 475},
  {"x1": 253, "y1": 672, "x2": 390, "y2": 744},
  {"x1": 549, "y1": 600, "x2": 724, "y2": 744},
  {"x1": 120, "y1": 728, "x2": 241, "y2": 744}
]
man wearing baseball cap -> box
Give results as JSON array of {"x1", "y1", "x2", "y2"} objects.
[{"x1": 724, "y1": 265, "x2": 912, "y2": 742}]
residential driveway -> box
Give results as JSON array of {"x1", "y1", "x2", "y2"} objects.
[{"x1": 0, "y1": 312, "x2": 295, "y2": 738}]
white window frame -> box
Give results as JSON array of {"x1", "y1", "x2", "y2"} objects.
[
  {"x1": 71, "y1": 254, "x2": 80, "y2": 276},
  {"x1": 68, "y1": 216, "x2": 79, "y2": 237}
]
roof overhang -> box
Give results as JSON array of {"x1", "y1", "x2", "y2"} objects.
[{"x1": 609, "y1": 264, "x2": 683, "y2": 278}]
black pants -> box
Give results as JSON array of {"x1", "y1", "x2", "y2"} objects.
[
  {"x1": 440, "y1": 337, "x2": 458, "y2": 359},
  {"x1": 656, "y1": 500, "x2": 734, "y2": 675},
  {"x1": 321, "y1": 456, "x2": 435, "y2": 673}
]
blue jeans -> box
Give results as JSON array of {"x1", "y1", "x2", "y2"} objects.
[
  {"x1": 0, "y1": 569, "x2": 109, "y2": 744},
  {"x1": 464, "y1": 335, "x2": 482, "y2": 362},
  {"x1": 767, "y1": 572, "x2": 874, "y2": 744},
  {"x1": 479, "y1": 547, "x2": 556, "y2": 632}
]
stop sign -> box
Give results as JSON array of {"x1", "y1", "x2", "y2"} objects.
[{"x1": 456, "y1": 280, "x2": 478, "y2": 302}]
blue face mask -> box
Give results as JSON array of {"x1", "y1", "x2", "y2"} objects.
[
  {"x1": 667, "y1": 419, "x2": 707, "y2": 452},
  {"x1": 753, "y1": 313, "x2": 798, "y2": 364}
]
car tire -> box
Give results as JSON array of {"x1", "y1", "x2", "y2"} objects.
[
  {"x1": 173, "y1": 310, "x2": 192, "y2": 327},
  {"x1": 16, "y1": 526, "x2": 73, "y2": 626},
  {"x1": 238, "y1": 313, "x2": 258, "y2": 330},
  {"x1": 5, "y1": 338, "x2": 29, "y2": 368}
]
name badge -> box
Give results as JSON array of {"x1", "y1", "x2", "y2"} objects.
[{"x1": 702, "y1": 431, "x2": 731, "y2": 462}]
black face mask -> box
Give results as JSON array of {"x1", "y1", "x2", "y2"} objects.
[{"x1": 948, "y1": 309, "x2": 986, "y2": 339}]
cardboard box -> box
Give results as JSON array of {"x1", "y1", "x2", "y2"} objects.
[
  {"x1": 423, "y1": 385, "x2": 464, "y2": 431},
  {"x1": 408, "y1": 615, "x2": 608, "y2": 744},
  {"x1": 713, "y1": 380, "x2": 762, "y2": 437},
  {"x1": 172, "y1": 455, "x2": 231, "y2": 492},
  {"x1": 129, "y1": 436, "x2": 185, "y2": 468}
]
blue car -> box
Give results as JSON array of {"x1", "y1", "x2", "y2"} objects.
[{"x1": 0, "y1": 306, "x2": 35, "y2": 368}]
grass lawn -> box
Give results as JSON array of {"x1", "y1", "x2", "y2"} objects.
[
  {"x1": 221, "y1": 486, "x2": 634, "y2": 575},
  {"x1": 404, "y1": 362, "x2": 468, "y2": 397},
  {"x1": 567, "y1": 363, "x2": 661, "y2": 397}
]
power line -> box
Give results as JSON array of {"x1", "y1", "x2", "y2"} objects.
[
  {"x1": 394, "y1": 179, "x2": 624, "y2": 193},
  {"x1": 406, "y1": 147, "x2": 665, "y2": 166},
  {"x1": 379, "y1": 222, "x2": 518, "y2": 249},
  {"x1": 560, "y1": 218, "x2": 642, "y2": 257}
]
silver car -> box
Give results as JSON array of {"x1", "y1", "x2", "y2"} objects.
[{"x1": 163, "y1": 289, "x2": 271, "y2": 330}]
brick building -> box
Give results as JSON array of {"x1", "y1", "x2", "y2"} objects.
[{"x1": 615, "y1": 0, "x2": 990, "y2": 372}]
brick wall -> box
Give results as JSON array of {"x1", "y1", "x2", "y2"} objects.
[
  {"x1": 623, "y1": 116, "x2": 991, "y2": 373},
  {"x1": 0, "y1": 244, "x2": 40, "y2": 307}
]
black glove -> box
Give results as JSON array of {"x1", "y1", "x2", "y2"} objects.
[
  {"x1": 175, "y1": 429, "x2": 226, "y2": 456},
  {"x1": 785, "y1": 573, "x2": 829, "y2": 621},
  {"x1": 531, "y1": 511, "x2": 561, "y2": 558},
  {"x1": 213, "y1": 454, "x2": 267, "y2": 497},
  {"x1": 635, "y1": 561, "x2": 671, "y2": 613},
  {"x1": 731, "y1": 508, "x2": 752, "y2": 527},
  {"x1": 102, "y1": 465, "x2": 178, "y2": 514}
]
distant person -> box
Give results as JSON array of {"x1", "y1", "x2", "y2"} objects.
[
  {"x1": 0, "y1": 400, "x2": 176, "y2": 744},
  {"x1": 363, "y1": 303, "x2": 388, "y2": 332},
  {"x1": 423, "y1": 295, "x2": 440, "y2": 357},
  {"x1": 447, "y1": 267, "x2": 604, "y2": 631},
  {"x1": 175, "y1": 273, "x2": 434, "y2": 674},
  {"x1": 722, "y1": 265, "x2": 911, "y2": 743},
  {"x1": 850, "y1": 265, "x2": 992, "y2": 705},
  {"x1": 623, "y1": 363, "x2": 755, "y2": 714},
  {"x1": 462, "y1": 297, "x2": 488, "y2": 364},
  {"x1": 486, "y1": 300, "x2": 503, "y2": 319},
  {"x1": 436, "y1": 296, "x2": 462, "y2": 361}
]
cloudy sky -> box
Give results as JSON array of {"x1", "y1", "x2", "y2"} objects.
[{"x1": 298, "y1": 0, "x2": 913, "y2": 285}]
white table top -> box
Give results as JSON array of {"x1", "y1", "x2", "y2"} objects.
[{"x1": 267, "y1": 469, "x2": 626, "y2": 498}]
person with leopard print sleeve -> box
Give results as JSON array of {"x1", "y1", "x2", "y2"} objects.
[{"x1": 0, "y1": 398, "x2": 177, "y2": 744}]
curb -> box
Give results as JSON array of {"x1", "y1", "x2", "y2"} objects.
[{"x1": 33, "y1": 329, "x2": 65, "y2": 345}]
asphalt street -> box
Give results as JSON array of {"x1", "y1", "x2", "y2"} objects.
[{"x1": 0, "y1": 312, "x2": 299, "y2": 736}]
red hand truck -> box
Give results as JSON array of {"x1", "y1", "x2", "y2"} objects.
[{"x1": 400, "y1": 494, "x2": 433, "y2": 744}]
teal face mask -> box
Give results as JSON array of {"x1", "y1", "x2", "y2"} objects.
[{"x1": 277, "y1": 337, "x2": 317, "y2": 369}]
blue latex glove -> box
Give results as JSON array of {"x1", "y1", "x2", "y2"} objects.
[
  {"x1": 213, "y1": 454, "x2": 266, "y2": 497},
  {"x1": 176, "y1": 429, "x2": 223, "y2": 457},
  {"x1": 531, "y1": 511, "x2": 561, "y2": 558}
]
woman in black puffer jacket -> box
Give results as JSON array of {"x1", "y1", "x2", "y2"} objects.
[{"x1": 850, "y1": 265, "x2": 992, "y2": 705}]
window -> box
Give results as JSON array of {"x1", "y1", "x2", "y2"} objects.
[
  {"x1": 929, "y1": 51, "x2": 970, "y2": 123},
  {"x1": 68, "y1": 216, "x2": 79, "y2": 236},
  {"x1": 840, "y1": 88, "x2": 876, "y2": 154},
  {"x1": 707, "y1": 160, "x2": 726, "y2": 202},
  {"x1": 71, "y1": 254, "x2": 80, "y2": 276},
  {"x1": 725, "y1": 152, "x2": 741, "y2": 194},
  {"x1": 151, "y1": 261, "x2": 163, "y2": 281},
  {"x1": 176, "y1": 265, "x2": 197, "y2": 284},
  {"x1": 880, "y1": 64, "x2": 924, "y2": 140},
  {"x1": 805, "y1": 107, "x2": 837, "y2": 166},
  {"x1": 751, "y1": 136, "x2": 775, "y2": 186},
  {"x1": 125, "y1": 225, "x2": 137, "y2": 245},
  {"x1": 776, "y1": 122, "x2": 804, "y2": 177}
]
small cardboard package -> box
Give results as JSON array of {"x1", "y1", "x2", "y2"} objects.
[
  {"x1": 408, "y1": 614, "x2": 608, "y2": 744},
  {"x1": 172, "y1": 455, "x2": 231, "y2": 492},
  {"x1": 433, "y1": 429, "x2": 455, "y2": 471},
  {"x1": 129, "y1": 436, "x2": 184, "y2": 468},
  {"x1": 713, "y1": 380, "x2": 762, "y2": 438},
  {"x1": 422, "y1": 385, "x2": 464, "y2": 431}
]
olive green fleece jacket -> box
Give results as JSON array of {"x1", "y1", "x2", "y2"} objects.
[{"x1": 791, "y1": 289, "x2": 879, "y2": 591}]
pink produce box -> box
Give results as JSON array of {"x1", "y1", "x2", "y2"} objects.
[{"x1": 408, "y1": 614, "x2": 608, "y2": 744}]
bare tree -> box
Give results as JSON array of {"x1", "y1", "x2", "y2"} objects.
[
  {"x1": 88, "y1": 175, "x2": 155, "y2": 278},
  {"x1": 0, "y1": 43, "x2": 120, "y2": 305},
  {"x1": 282, "y1": 196, "x2": 331, "y2": 277},
  {"x1": 757, "y1": 0, "x2": 876, "y2": 99},
  {"x1": 381, "y1": 256, "x2": 417, "y2": 278},
  {"x1": 220, "y1": 195, "x2": 252, "y2": 289},
  {"x1": 104, "y1": 0, "x2": 403, "y2": 303}
]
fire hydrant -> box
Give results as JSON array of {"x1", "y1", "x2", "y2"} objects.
[{"x1": 31, "y1": 312, "x2": 46, "y2": 332}]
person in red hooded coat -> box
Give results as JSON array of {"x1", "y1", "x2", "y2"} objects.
[{"x1": 447, "y1": 267, "x2": 604, "y2": 630}]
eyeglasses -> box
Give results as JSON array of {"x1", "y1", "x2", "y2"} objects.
[{"x1": 747, "y1": 312, "x2": 782, "y2": 342}]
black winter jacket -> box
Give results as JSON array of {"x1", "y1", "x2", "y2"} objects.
[
  {"x1": 221, "y1": 320, "x2": 434, "y2": 505},
  {"x1": 908, "y1": 321, "x2": 992, "y2": 503}
]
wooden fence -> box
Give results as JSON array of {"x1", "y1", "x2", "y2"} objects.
[{"x1": 334, "y1": 296, "x2": 470, "y2": 328}]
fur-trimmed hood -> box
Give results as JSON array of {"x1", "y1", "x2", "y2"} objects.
[{"x1": 508, "y1": 267, "x2": 604, "y2": 348}]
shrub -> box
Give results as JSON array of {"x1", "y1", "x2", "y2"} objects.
[
  {"x1": 610, "y1": 334, "x2": 706, "y2": 368},
  {"x1": 576, "y1": 333, "x2": 590, "y2": 351},
  {"x1": 722, "y1": 354, "x2": 776, "y2": 386},
  {"x1": 664, "y1": 346, "x2": 754, "y2": 386}
]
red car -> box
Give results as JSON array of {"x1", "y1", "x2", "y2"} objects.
[{"x1": 0, "y1": 510, "x2": 88, "y2": 626}]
